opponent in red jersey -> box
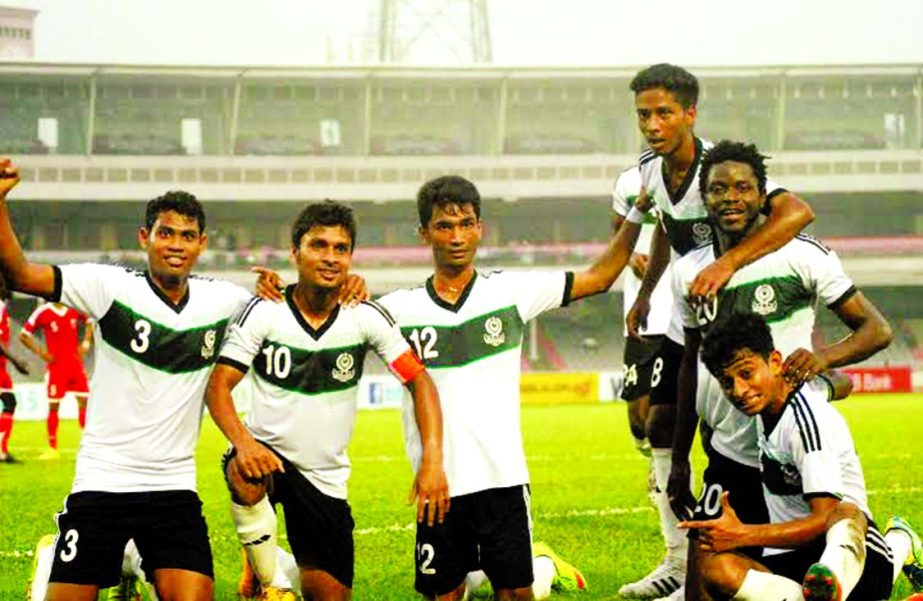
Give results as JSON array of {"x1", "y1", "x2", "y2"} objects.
[
  {"x1": 20, "y1": 301, "x2": 93, "y2": 459},
  {"x1": 0, "y1": 274, "x2": 30, "y2": 463}
]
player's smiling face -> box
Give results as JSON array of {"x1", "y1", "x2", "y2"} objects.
[
  {"x1": 420, "y1": 202, "x2": 482, "y2": 270},
  {"x1": 292, "y1": 224, "x2": 353, "y2": 291},
  {"x1": 139, "y1": 210, "x2": 207, "y2": 282},
  {"x1": 715, "y1": 348, "x2": 784, "y2": 416},
  {"x1": 634, "y1": 88, "x2": 696, "y2": 157},
  {"x1": 704, "y1": 160, "x2": 765, "y2": 237}
]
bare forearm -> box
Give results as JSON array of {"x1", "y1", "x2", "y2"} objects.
[
  {"x1": 409, "y1": 373, "x2": 444, "y2": 462},
  {"x1": 673, "y1": 347, "x2": 699, "y2": 463},
  {"x1": 737, "y1": 514, "x2": 827, "y2": 550},
  {"x1": 570, "y1": 220, "x2": 642, "y2": 300},
  {"x1": 638, "y1": 225, "x2": 670, "y2": 299},
  {"x1": 721, "y1": 192, "x2": 814, "y2": 272},
  {"x1": 205, "y1": 381, "x2": 254, "y2": 449},
  {"x1": 19, "y1": 334, "x2": 45, "y2": 360}
]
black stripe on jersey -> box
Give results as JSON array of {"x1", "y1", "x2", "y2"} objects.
[
  {"x1": 867, "y1": 528, "x2": 894, "y2": 560},
  {"x1": 792, "y1": 393, "x2": 822, "y2": 452},
  {"x1": 51, "y1": 265, "x2": 63, "y2": 302},
  {"x1": 827, "y1": 286, "x2": 858, "y2": 311},
  {"x1": 795, "y1": 233, "x2": 831, "y2": 255},
  {"x1": 639, "y1": 151, "x2": 657, "y2": 167},
  {"x1": 561, "y1": 272, "x2": 574, "y2": 307},
  {"x1": 790, "y1": 401, "x2": 812, "y2": 451},
  {"x1": 236, "y1": 297, "x2": 262, "y2": 327},
  {"x1": 362, "y1": 299, "x2": 396, "y2": 327},
  {"x1": 216, "y1": 356, "x2": 249, "y2": 374}
]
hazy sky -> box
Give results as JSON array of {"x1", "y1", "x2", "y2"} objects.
[{"x1": 9, "y1": 0, "x2": 923, "y2": 67}]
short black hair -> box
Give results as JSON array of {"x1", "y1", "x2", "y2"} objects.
[
  {"x1": 291, "y1": 200, "x2": 357, "y2": 251},
  {"x1": 699, "y1": 140, "x2": 769, "y2": 197},
  {"x1": 630, "y1": 63, "x2": 699, "y2": 109},
  {"x1": 145, "y1": 190, "x2": 206, "y2": 234},
  {"x1": 701, "y1": 313, "x2": 775, "y2": 379},
  {"x1": 416, "y1": 175, "x2": 481, "y2": 227}
]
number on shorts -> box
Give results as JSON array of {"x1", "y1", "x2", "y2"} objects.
[
  {"x1": 59, "y1": 529, "x2": 79, "y2": 563},
  {"x1": 130, "y1": 319, "x2": 151, "y2": 353},
  {"x1": 416, "y1": 542, "x2": 436, "y2": 575},
  {"x1": 623, "y1": 363, "x2": 639, "y2": 388},
  {"x1": 650, "y1": 356, "x2": 664, "y2": 388},
  {"x1": 695, "y1": 482, "x2": 724, "y2": 518},
  {"x1": 408, "y1": 327, "x2": 439, "y2": 360}
]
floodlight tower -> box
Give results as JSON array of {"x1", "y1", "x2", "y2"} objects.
[{"x1": 376, "y1": 0, "x2": 492, "y2": 64}]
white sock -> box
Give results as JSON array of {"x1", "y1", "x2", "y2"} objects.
[
  {"x1": 817, "y1": 519, "x2": 865, "y2": 597},
  {"x1": 651, "y1": 447, "x2": 688, "y2": 565},
  {"x1": 464, "y1": 570, "x2": 488, "y2": 598},
  {"x1": 232, "y1": 498, "x2": 289, "y2": 589},
  {"x1": 29, "y1": 539, "x2": 55, "y2": 601},
  {"x1": 885, "y1": 528, "x2": 913, "y2": 583},
  {"x1": 732, "y1": 569, "x2": 804, "y2": 600},
  {"x1": 531, "y1": 555, "x2": 555, "y2": 600},
  {"x1": 276, "y1": 545, "x2": 301, "y2": 593}
]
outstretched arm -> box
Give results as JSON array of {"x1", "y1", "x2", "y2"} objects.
[
  {"x1": 0, "y1": 159, "x2": 57, "y2": 298},
  {"x1": 569, "y1": 193, "x2": 652, "y2": 301},
  {"x1": 690, "y1": 191, "x2": 814, "y2": 299},
  {"x1": 406, "y1": 370, "x2": 449, "y2": 526}
]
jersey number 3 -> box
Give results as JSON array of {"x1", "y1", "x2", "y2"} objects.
[{"x1": 130, "y1": 319, "x2": 152, "y2": 353}]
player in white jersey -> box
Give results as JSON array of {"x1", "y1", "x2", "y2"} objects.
[
  {"x1": 372, "y1": 174, "x2": 650, "y2": 600},
  {"x1": 206, "y1": 201, "x2": 448, "y2": 601},
  {"x1": 0, "y1": 166, "x2": 233, "y2": 598},
  {"x1": 611, "y1": 166, "x2": 673, "y2": 455},
  {"x1": 620, "y1": 64, "x2": 816, "y2": 600},
  {"x1": 669, "y1": 141, "x2": 893, "y2": 600},
  {"x1": 679, "y1": 313, "x2": 923, "y2": 601}
]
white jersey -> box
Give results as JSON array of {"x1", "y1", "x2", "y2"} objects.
[
  {"x1": 611, "y1": 166, "x2": 673, "y2": 336},
  {"x1": 673, "y1": 235, "x2": 855, "y2": 467},
  {"x1": 55, "y1": 264, "x2": 252, "y2": 493},
  {"x1": 758, "y1": 379, "x2": 874, "y2": 556},
  {"x1": 218, "y1": 288, "x2": 417, "y2": 499},
  {"x1": 639, "y1": 138, "x2": 784, "y2": 342},
  {"x1": 378, "y1": 270, "x2": 571, "y2": 498}
]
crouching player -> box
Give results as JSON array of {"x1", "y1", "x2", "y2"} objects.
[
  {"x1": 680, "y1": 313, "x2": 923, "y2": 600},
  {"x1": 206, "y1": 201, "x2": 448, "y2": 600}
]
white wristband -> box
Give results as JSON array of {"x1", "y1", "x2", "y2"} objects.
[{"x1": 626, "y1": 206, "x2": 646, "y2": 224}]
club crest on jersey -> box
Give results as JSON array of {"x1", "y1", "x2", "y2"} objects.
[
  {"x1": 332, "y1": 352, "x2": 356, "y2": 383},
  {"x1": 780, "y1": 462, "x2": 801, "y2": 487},
  {"x1": 201, "y1": 329, "x2": 217, "y2": 360},
  {"x1": 751, "y1": 284, "x2": 778, "y2": 316},
  {"x1": 483, "y1": 316, "x2": 505, "y2": 347},
  {"x1": 692, "y1": 222, "x2": 713, "y2": 244}
]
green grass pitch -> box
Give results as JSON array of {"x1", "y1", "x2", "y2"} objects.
[{"x1": 1, "y1": 393, "x2": 921, "y2": 599}]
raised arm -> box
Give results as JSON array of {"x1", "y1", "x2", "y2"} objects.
[
  {"x1": 569, "y1": 193, "x2": 652, "y2": 302},
  {"x1": 0, "y1": 159, "x2": 57, "y2": 298},
  {"x1": 205, "y1": 363, "x2": 283, "y2": 479},
  {"x1": 690, "y1": 191, "x2": 814, "y2": 299},
  {"x1": 406, "y1": 369, "x2": 449, "y2": 526}
]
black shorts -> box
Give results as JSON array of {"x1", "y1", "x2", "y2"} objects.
[
  {"x1": 49, "y1": 490, "x2": 213, "y2": 588},
  {"x1": 223, "y1": 445, "x2": 355, "y2": 589},
  {"x1": 620, "y1": 335, "x2": 664, "y2": 401},
  {"x1": 761, "y1": 526, "x2": 893, "y2": 600},
  {"x1": 690, "y1": 451, "x2": 768, "y2": 560},
  {"x1": 648, "y1": 338, "x2": 684, "y2": 406},
  {"x1": 414, "y1": 485, "x2": 533, "y2": 597}
]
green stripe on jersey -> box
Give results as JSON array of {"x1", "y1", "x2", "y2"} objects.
[
  {"x1": 699, "y1": 276, "x2": 814, "y2": 331},
  {"x1": 400, "y1": 305, "x2": 524, "y2": 369},
  {"x1": 254, "y1": 342, "x2": 368, "y2": 396},
  {"x1": 98, "y1": 301, "x2": 228, "y2": 373}
]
